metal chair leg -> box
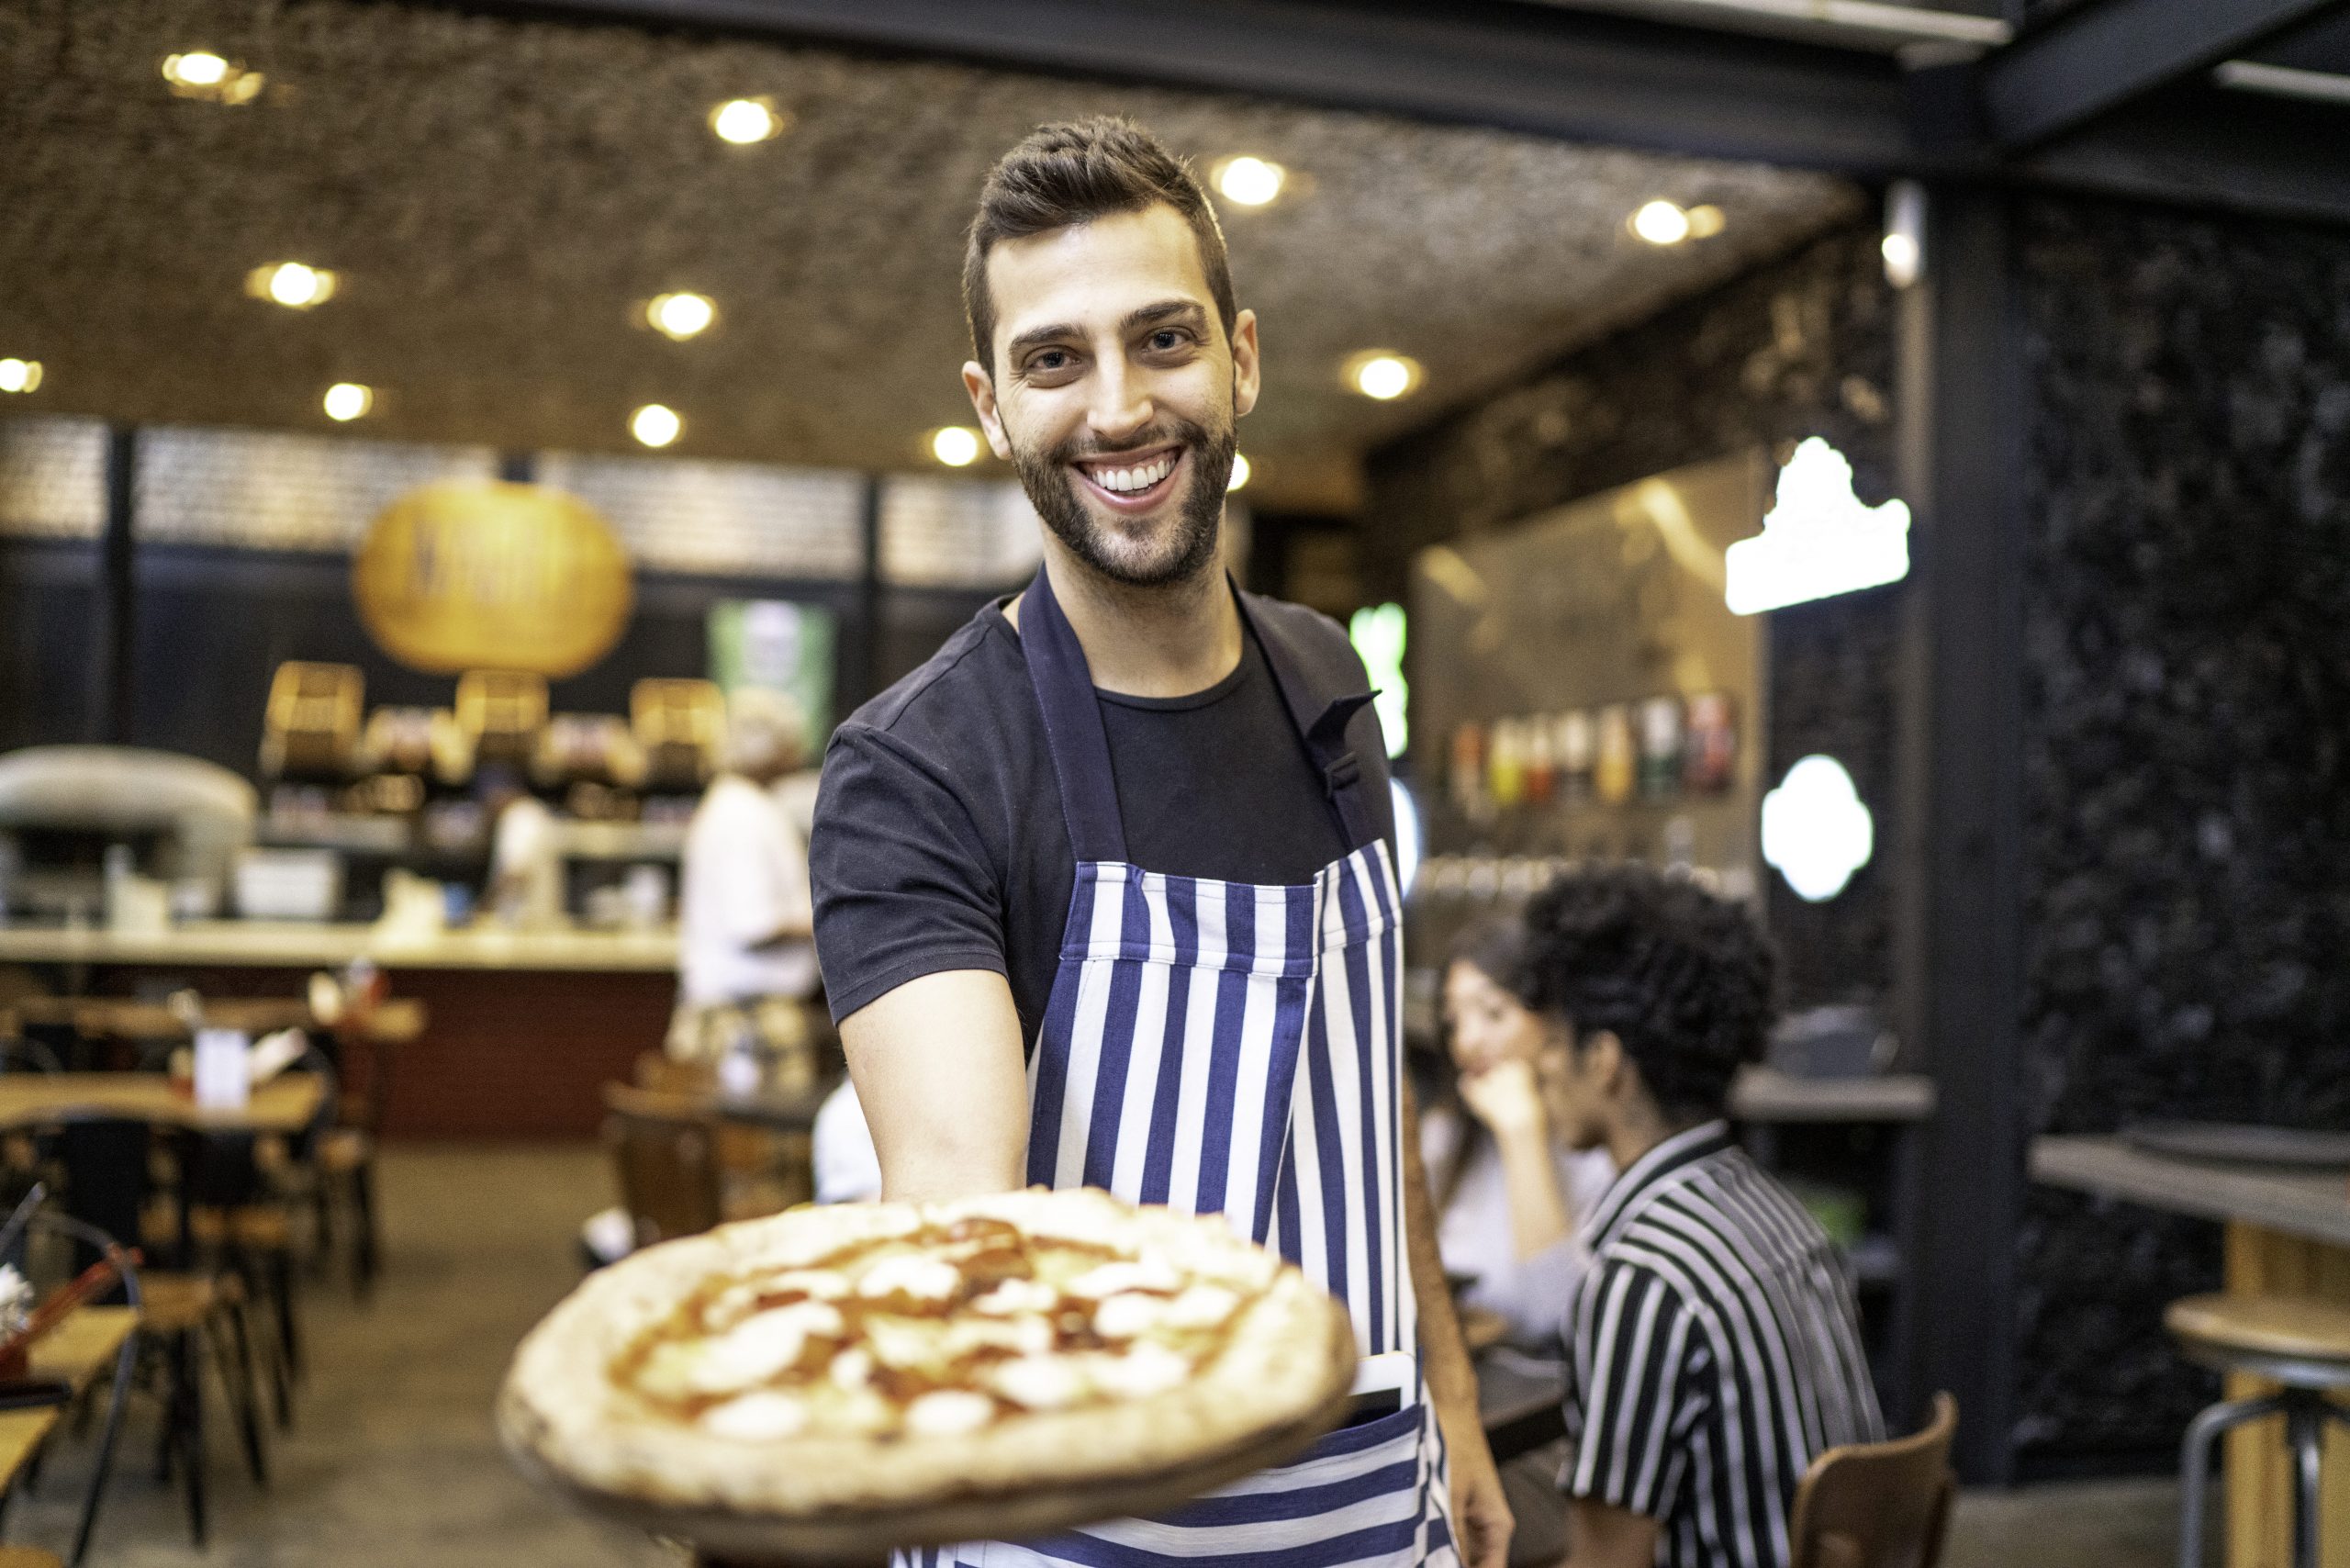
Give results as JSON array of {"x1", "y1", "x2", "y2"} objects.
[
  {"x1": 2289, "y1": 1396, "x2": 2326, "y2": 1568},
  {"x1": 69, "y1": 1331, "x2": 137, "y2": 1567},
  {"x1": 176, "y1": 1329, "x2": 207, "y2": 1550},
  {"x1": 214, "y1": 1303, "x2": 269, "y2": 1488},
  {"x1": 352, "y1": 1159, "x2": 379, "y2": 1301},
  {"x1": 2181, "y1": 1392, "x2": 2289, "y2": 1568}
]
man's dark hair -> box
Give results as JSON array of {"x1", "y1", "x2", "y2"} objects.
[
  {"x1": 964, "y1": 117, "x2": 1236, "y2": 374},
  {"x1": 1518, "y1": 867, "x2": 1776, "y2": 1124}
]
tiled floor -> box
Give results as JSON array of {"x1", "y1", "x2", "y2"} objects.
[{"x1": 4, "y1": 1145, "x2": 2184, "y2": 1566}]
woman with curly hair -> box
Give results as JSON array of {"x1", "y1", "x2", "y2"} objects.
[{"x1": 1522, "y1": 867, "x2": 1882, "y2": 1568}]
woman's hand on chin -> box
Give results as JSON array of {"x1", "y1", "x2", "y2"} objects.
[{"x1": 1459, "y1": 1057, "x2": 1548, "y2": 1139}]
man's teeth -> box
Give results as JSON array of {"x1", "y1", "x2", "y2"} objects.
[{"x1": 1086, "y1": 454, "x2": 1177, "y2": 495}]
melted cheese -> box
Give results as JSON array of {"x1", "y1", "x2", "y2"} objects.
[
  {"x1": 1068, "y1": 1259, "x2": 1181, "y2": 1299},
  {"x1": 1164, "y1": 1284, "x2": 1241, "y2": 1330},
  {"x1": 1087, "y1": 1342, "x2": 1189, "y2": 1398},
  {"x1": 972, "y1": 1278, "x2": 1058, "y2": 1316},
  {"x1": 990, "y1": 1354, "x2": 1088, "y2": 1410},
  {"x1": 701, "y1": 1392, "x2": 809, "y2": 1440},
  {"x1": 906, "y1": 1389, "x2": 998, "y2": 1437},
  {"x1": 856, "y1": 1254, "x2": 962, "y2": 1302}
]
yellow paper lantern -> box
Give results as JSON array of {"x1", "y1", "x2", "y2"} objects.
[{"x1": 352, "y1": 481, "x2": 632, "y2": 678}]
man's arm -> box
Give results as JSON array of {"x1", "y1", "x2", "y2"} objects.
[
  {"x1": 1564, "y1": 1498, "x2": 1662, "y2": 1568},
  {"x1": 1403, "y1": 1081, "x2": 1513, "y2": 1568},
  {"x1": 839, "y1": 969, "x2": 1030, "y2": 1202}
]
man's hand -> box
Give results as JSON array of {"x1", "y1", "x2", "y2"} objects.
[
  {"x1": 1402, "y1": 1081, "x2": 1514, "y2": 1568},
  {"x1": 839, "y1": 969, "x2": 1029, "y2": 1202},
  {"x1": 1444, "y1": 1407, "x2": 1516, "y2": 1568}
]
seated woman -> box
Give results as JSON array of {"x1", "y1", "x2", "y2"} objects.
[{"x1": 1424, "y1": 920, "x2": 1619, "y2": 1355}]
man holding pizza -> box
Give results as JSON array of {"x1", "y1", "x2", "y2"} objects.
[{"x1": 811, "y1": 118, "x2": 1509, "y2": 1568}]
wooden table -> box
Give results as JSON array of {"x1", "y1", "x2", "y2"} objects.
[
  {"x1": 0, "y1": 1305, "x2": 139, "y2": 1495},
  {"x1": 2034, "y1": 1136, "x2": 2350, "y2": 1568},
  {"x1": 12, "y1": 995, "x2": 426, "y2": 1045},
  {"x1": 0, "y1": 1073, "x2": 325, "y2": 1134}
]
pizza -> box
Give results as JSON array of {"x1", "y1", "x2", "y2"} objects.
[{"x1": 498, "y1": 1188, "x2": 1357, "y2": 1537}]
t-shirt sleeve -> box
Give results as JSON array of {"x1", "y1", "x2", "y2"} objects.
[
  {"x1": 811, "y1": 724, "x2": 1009, "y2": 1025},
  {"x1": 1560, "y1": 1259, "x2": 1710, "y2": 1520}
]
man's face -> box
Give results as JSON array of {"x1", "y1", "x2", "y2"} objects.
[
  {"x1": 963, "y1": 205, "x2": 1259, "y2": 588},
  {"x1": 1536, "y1": 1026, "x2": 1616, "y2": 1153}
]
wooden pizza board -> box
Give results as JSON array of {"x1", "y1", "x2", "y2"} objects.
[{"x1": 512, "y1": 1383, "x2": 1356, "y2": 1567}]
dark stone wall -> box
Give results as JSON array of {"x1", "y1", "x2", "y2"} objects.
[
  {"x1": 2011, "y1": 196, "x2": 2350, "y2": 1464},
  {"x1": 1363, "y1": 226, "x2": 1900, "y2": 1010}
]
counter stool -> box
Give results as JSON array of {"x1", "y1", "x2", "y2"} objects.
[{"x1": 2167, "y1": 1293, "x2": 2350, "y2": 1568}]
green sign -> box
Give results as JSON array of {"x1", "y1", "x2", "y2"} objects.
[
  {"x1": 1348, "y1": 602, "x2": 1407, "y2": 759},
  {"x1": 709, "y1": 600, "x2": 834, "y2": 752}
]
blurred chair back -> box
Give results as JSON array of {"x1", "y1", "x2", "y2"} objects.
[
  {"x1": 1787, "y1": 1393, "x2": 1958, "y2": 1568},
  {"x1": 601, "y1": 1084, "x2": 722, "y2": 1246}
]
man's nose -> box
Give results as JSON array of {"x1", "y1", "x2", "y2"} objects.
[{"x1": 1088, "y1": 359, "x2": 1155, "y2": 444}]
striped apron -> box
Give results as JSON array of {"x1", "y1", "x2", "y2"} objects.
[{"x1": 910, "y1": 567, "x2": 1455, "y2": 1568}]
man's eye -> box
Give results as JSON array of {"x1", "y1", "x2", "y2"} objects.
[
  {"x1": 1030, "y1": 351, "x2": 1069, "y2": 372},
  {"x1": 1148, "y1": 330, "x2": 1190, "y2": 352}
]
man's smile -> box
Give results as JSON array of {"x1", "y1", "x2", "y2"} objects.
[{"x1": 1069, "y1": 443, "x2": 1185, "y2": 513}]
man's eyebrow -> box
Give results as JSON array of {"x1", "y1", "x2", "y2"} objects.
[
  {"x1": 1005, "y1": 320, "x2": 1083, "y2": 361},
  {"x1": 1122, "y1": 299, "x2": 1207, "y2": 332}
]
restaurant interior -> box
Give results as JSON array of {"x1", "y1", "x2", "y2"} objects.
[{"x1": 1, "y1": 0, "x2": 2346, "y2": 1563}]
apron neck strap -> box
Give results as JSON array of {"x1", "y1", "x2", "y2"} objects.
[
  {"x1": 1019, "y1": 564, "x2": 1127, "y2": 864},
  {"x1": 1019, "y1": 566, "x2": 1384, "y2": 863},
  {"x1": 1237, "y1": 591, "x2": 1382, "y2": 854}
]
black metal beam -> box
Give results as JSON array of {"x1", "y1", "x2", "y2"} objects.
[
  {"x1": 94, "y1": 426, "x2": 139, "y2": 746},
  {"x1": 1981, "y1": 0, "x2": 2348, "y2": 150},
  {"x1": 2020, "y1": 82, "x2": 2350, "y2": 227},
  {"x1": 471, "y1": 0, "x2": 1916, "y2": 173},
  {"x1": 1891, "y1": 185, "x2": 2028, "y2": 1484}
]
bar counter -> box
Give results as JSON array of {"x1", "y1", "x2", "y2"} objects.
[
  {"x1": 0, "y1": 921, "x2": 679, "y2": 1140},
  {"x1": 2034, "y1": 1137, "x2": 2350, "y2": 1568},
  {"x1": 0, "y1": 920, "x2": 676, "y2": 971}
]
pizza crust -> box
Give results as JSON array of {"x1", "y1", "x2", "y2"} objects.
[{"x1": 499, "y1": 1190, "x2": 1359, "y2": 1528}]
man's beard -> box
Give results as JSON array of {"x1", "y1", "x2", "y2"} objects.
[{"x1": 1012, "y1": 414, "x2": 1237, "y2": 588}]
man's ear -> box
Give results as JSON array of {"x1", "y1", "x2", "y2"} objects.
[
  {"x1": 962, "y1": 361, "x2": 1013, "y2": 461},
  {"x1": 1228, "y1": 308, "x2": 1260, "y2": 420},
  {"x1": 1585, "y1": 1030, "x2": 1628, "y2": 1095}
]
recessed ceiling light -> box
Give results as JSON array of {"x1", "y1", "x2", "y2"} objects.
[
  {"x1": 246, "y1": 262, "x2": 337, "y2": 308},
  {"x1": 1630, "y1": 200, "x2": 1694, "y2": 245},
  {"x1": 929, "y1": 426, "x2": 982, "y2": 467},
  {"x1": 1344, "y1": 352, "x2": 1422, "y2": 402},
  {"x1": 631, "y1": 404, "x2": 682, "y2": 448},
  {"x1": 710, "y1": 96, "x2": 788, "y2": 145},
  {"x1": 322, "y1": 383, "x2": 373, "y2": 421},
  {"x1": 0, "y1": 359, "x2": 43, "y2": 395},
  {"x1": 1227, "y1": 453, "x2": 1252, "y2": 492},
  {"x1": 1213, "y1": 156, "x2": 1288, "y2": 207},
  {"x1": 644, "y1": 292, "x2": 717, "y2": 341},
  {"x1": 162, "y1": 51, "x2": 263, "y2": 103}
]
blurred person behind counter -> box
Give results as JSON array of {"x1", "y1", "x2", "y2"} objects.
[{"x1": 667, "y1": 689, "x2": 823, "y2": 1094}]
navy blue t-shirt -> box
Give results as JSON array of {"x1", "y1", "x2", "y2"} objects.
[{"x1": 811, "y1": 593, "x2": 1393, "y2": 1045}]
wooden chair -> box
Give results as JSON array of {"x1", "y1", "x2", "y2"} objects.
[
  {"x1": 53, "y1": 1120, "x2": 270, "y2": 1549},
  {"x1": 1786, "y1": 1393, "x2": 1958, "y2": 1568},
  {"x1": 602, "y1": 1084, "x2": 725, "y2": 1248},
  {"x1": 0, "y1": 1211, "x2": 142, "y2": 1566}
]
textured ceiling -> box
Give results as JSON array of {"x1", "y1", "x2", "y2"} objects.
[{"x1": 0, "y1": 0, "x2": 1861, "y2": 512}]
